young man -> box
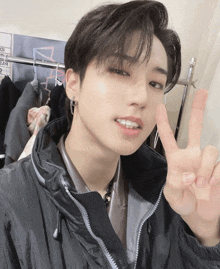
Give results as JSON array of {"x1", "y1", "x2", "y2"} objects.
[{"x1": 0, "y1": 1, "x2": 220, "y2": 268}]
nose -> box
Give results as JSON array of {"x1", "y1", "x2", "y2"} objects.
[{"x1": 127, "y1": 81, "x2": 148, "y2": 109}]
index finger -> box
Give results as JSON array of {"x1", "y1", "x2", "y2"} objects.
[
  {"x1": 156, "y1": 103, "x2": 179, "y2": 154},
  {"x1": 188, "y1": 88, "x2": 208, "y2": 148}
]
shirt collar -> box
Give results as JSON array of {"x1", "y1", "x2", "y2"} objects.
[{"x1": 57, "y1": 134, "x2": 122, "y2": 195}]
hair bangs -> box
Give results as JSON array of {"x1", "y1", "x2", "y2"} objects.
[
  {"x1": 65, "y1": 0, "x2": 181, "y2": 90},
  {"x1": 93, "y1": 1, "x2": 169, "y2": 67}
]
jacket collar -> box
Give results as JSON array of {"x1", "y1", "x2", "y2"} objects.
[{"x1": 32, "y1": 116, "x2": 167, "y2": 205}]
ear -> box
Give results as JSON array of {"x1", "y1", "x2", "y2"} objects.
[{"x1": 65, "y1": 68, "x2": 80, "y2": 100}]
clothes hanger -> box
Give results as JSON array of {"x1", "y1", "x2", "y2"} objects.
[
  {"x1": 31, "y1": 50, "x2": 38, "y2": 89},
  {"x1": 43, "y1": 63, "x2": 61, "y2": 106},
  {"x1": 45, "y1": 63, "x2": 63, "y2": 107},
  {"x1": 54, "y1": 63, "x2": 62, "y2": 86},
  {"x1": 31, "y1": 49, "x2": 51, "y2": 105}
]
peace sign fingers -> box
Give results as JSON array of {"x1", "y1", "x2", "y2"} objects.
[
  {"x1": 156, "y1": 103, "x2": 179, "y2": 155},
  {"x1": 156, "y1": 89, "x2": 208, "y2": 156},
  {"x1": 188, "y1": 89, "x2": 208, "y2": 148}
]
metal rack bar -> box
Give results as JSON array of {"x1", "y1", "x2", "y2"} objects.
[
  {"x1": 0, "y1": 54, "x2": 191, "y2": 86},
  {"x1": 175, "y1": 58, "x2": 196, "y2": 140},
  {"x1": 0, "y1": 55, "x2": 65, "y2": 70}
]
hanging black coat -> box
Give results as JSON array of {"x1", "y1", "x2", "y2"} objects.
[
  {"x1": 0, "y1": 76, "x2": 21, "y2": 167},
  {"x1": 3, "y1": 82, "x2": 48, "y2": 165}
]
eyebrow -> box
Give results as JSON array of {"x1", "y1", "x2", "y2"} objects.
[
  {"x1": 109, "y1": 53, "x2": 168, "y2": 76},
  {"x1": 152, "y1": 67, "x2": 168, "y2": 77},
  {"x1": 109, "y1": 53, "x2": 138, "y2": 63}
]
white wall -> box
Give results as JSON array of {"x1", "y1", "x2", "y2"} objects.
[
  {"x1": 0, "y1": 0, "x2": 219, "y2": 148},
  {"x1": 0, "y1": 0, "x2": 216, "y2": 72}
]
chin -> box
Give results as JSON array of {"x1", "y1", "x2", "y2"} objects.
[
  {"x1": 117, "y1": 143, "x2": 143, "y2": 156},
  {"x1": 120, "y1": 149, "x2": 139, "y2": 156}
]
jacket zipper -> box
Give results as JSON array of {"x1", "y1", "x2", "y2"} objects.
[
  {"x1": 32, "y1": 157, "x2": 119, "y2": 268},
  {"x1": 32, "y1": 156, "x2": 164, "y2": 268},
  {"x1": 61, "y1": 178, "x2": 119, "y2": 269},
  {"x1": 133, "y1": 185, "x2": 165, "y2": 269}
]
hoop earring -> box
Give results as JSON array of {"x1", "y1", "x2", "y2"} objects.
[{"x1": 70, "y1": 96, "x2": 78, "y2": 115}]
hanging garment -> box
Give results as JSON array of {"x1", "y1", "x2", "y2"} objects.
[
  {"x1": 4, "y1": 82, "x2": 49, "y2": 165},
  {"x1": 49, "y1": 84, "x2": 66, "y2": 121},
  {"x1": 0, "y1": 76, "x2": 21, "y2": 168},
  {"x1": 18, "y1": 105, "x2": 51, "y2": 160}
]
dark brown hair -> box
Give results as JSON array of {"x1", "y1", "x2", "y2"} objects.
[{"x1": 64, "y1": 0, "x2": 181, "y2": 126}]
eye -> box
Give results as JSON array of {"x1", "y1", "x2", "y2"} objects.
[
  {"x1": 149, "y1": 81, "x2": 164, "y2": 90},
  {"x1": 108, "y1": 68, "x2": 130, "y2": 77}
]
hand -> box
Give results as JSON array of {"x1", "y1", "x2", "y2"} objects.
[{"x1": 156, "y1": 89, "x2": 220, "y2": 246}]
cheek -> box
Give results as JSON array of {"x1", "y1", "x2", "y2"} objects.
[
  {"x1": 144, "y1": 98, "x2": 162, "y2": 133},
  {"x1": 82, "y1": 82, "x2": 122, "y2": 116},
  {"x1": 83, "y1": 77, "x2": 116, "y2": 101},
  {"x1": 78, "y1": 85, "x2": 113, "y2": 121}
]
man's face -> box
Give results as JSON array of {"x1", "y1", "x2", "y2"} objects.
[{"x1": 69, "y1": 35, "x2": 168, "y2": 157}]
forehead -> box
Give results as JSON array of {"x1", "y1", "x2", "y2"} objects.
[
  {"x1": 124, "y1": 33, "x2": 168, "y2": 69},
  {"x1": 149, "y1": 36, "x2": 168, "y2": 70}
]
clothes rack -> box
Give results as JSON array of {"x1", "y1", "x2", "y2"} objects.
[{"x1": 0, "y1": 54, "x2": 194, "y2": 87}]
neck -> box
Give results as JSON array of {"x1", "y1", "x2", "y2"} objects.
[{"x1": 65, "y1": 124, "x2": 120, "y2": 197}]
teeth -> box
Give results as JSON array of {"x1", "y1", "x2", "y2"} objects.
[{"x1": 116, "y1": 119, "x2": 140, "y2": 129}]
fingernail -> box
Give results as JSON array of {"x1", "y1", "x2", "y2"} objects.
[
  {"x1": 183, "y1": 172, "x2": 195, "y2": 184},
  {"x1": 196, "y1": 176, "x2": 205, "y2": 187}
]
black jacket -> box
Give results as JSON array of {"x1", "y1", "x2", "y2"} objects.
[
  {"x1": 0, "y1": 116, "x2": 219, "y2": 269},
  {"x1": 4, "y1": 82, "x2": 48, "y2": 165},
  {"x1": 0, "y1": 76, "x2": 21, "y2": 156}
]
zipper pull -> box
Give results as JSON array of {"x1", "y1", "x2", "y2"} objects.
[
  {"x1": 147, "y1": 221, "x2": 152, "y2": 234},
  {"x1": 53, "y1": 211, "x2": 62, "y2": 240}
]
